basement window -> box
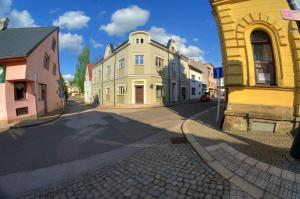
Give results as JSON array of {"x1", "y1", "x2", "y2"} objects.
[{"x1": 16, "y1": 107, "x2": 29, "y2": 116}]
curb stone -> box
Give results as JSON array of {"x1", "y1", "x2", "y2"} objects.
[
  {"x1": 181, "y1": 114, "x2": 282, "y2": 199},
  {"x1": 10, "y1": 108, "x2": 65, "y2": 129}
]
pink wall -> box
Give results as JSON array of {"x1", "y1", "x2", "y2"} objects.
[
  {"x1": 0, "y1": 29, "x2": 64, "y2": 123},
  {"x1": 27, "y1": 30, "x2": 63, "y2": 115}
]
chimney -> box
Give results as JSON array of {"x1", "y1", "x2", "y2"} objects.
[{"x1": 0, "y1": 17, "x2": 9, "y2": 31}]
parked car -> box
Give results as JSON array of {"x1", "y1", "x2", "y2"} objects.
[{"x1": 200, "y1": 94, "x2": 211, "y2": 102}]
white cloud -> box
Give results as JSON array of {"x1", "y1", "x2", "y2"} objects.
[
  {"x1": 59, "y1": 32, "x2": 83, "y2": 52},
  {"x1": 53, "y1": 11, "x2": 90, "y2": 30},
  {"x1": 0, "y1": 0, "x2": 37, "y2": 28},
  {"x1": 9, "y1": 9, "x2": 36, "y2": 28},
  {"x1": 90, "y1": 38, "x2": 103, "y2": 48},
  {"x1": 50, "y1": 8, "x2": 62, "y2": 14},
  {"x1": 100, "y1": 5, "x2": 150, "y2": 36},
  {"x1": 62, "y1": 74, "x2": 74, "y2": 81},
  {"x1": 0, "y1": 0, "x2": 12, "y2": 17},
  {"x1": 149, "y1": 26, "x2": 205, "y2": 61},
  {"x1": 193, "y1": 38, "x2": 199, "y2": 42},
  {"x1": 98, "y1": 10, "x2": 106, "y2": 16}
]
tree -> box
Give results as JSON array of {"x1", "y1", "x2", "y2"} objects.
[
  {"x1": 74, "y1": 46, "x2": 90, "y2": 93},
  {"x1": 60, "y1": 74, "x2": 69, "y2": 101}
]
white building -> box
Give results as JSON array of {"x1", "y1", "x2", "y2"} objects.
[
  {"x1": 189, "y1": 65, "x2": 203, "y2": 100},
  {"x1": 84, "y1": 64, "x2": 93, "y2": 104}
]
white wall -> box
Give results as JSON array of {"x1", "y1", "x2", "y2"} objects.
[
  {"x1": 84, "y1": 81, "x2": 92, "y2": 103},
  {"x1": 190, "y1": 69, "x2": 203, "y2": 100}
]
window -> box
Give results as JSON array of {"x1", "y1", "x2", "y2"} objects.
[
  {"x1": 118, "y1": 58, "x2": 125, "y2": 70},
  {"x1": 14, "y1": 82, "x2": 26, "y2": 100},
  {"x1": 156, "y1": 85, "x2": 164, "y2": 98},
  {"x1": 52, "y1": 63, "x2": 57, "y2": 75},
  {"x1": 106, "y1": 65, "x2": 111, "y2": 74},
  {"x1": 43, "y1": 53, "x2": 50, "y2": 70},
  {"x1": 251, "y1": 30, "x2": 276, "y2": 85},
  {"x1": 135, "y1": 55, "x2": 144, "y2": 65},
  {"x1": 172, "y1": 63, "x2": 176, "y2": 72},
  {"x1": 141, "y1": 38, "x2": 144, "y2": 44},
  {"x1": 192, "y1": 87, "x2": 196, "y2": 95},
  {"x1": 180, "y1": 65, "x2": 185, "y2": 74},
  {"x1": 52, "y1": 38, "x2": 56, "y2": 52},
  {"x1": 136, "y1": 38, "x2": 139, "y2": 44},
  {"x1": 192, "y1": 75, "x2": 195, "y2": 82},
  {"x1": 155, "y1": 57, "x2": 164, "y2": 68},
  {"x1": 38, "y1": 84, "x2": 46, "y2": 101},
  {"x1": 118, "y1": 85, "x2": 125, "y2": 95},
  {"x1": 16, "y1": 107, "x2": 29, "y2": 116},
  {"x1": 105, "y1": 87, "x2": 110, "y2": 95},
  {"x1": 171, "y1": 47, "x2": 175, "y2": 52}
]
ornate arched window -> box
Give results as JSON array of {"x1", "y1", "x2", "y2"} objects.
[{"x1": 251, "y1": 30, "x2": 276, "y2": 85}]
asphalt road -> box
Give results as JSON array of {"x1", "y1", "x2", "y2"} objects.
[{"x1": 0, "y1": 100, "x2": 217, "y2": 176}]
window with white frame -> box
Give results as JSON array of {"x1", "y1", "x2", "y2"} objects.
[
  {"x1": 106, "y1": 65, "x2": 111, "y2": 74},
  {"x1": 135, "y1": 55, "x2": 144, "y2": 65},
  {"x1": 118, "y1": 85, "x2": 125, "y2": 95},
  {"x1": 180, "y1": 65, "x2": 185, "y2": 74},
  {"x1": 118, "y1": 58, "x2": 125, "y2": 70},
  {"x1": 155, "y1": 57, "x2": 164, "y2": 68},
  {"x1": 105, "y1": 87, "x2": 110, "y2": 95},
  {"x1": 172, "y1": 62, "x2": 176, "y2": 72},
  {"x1": 192, "y1": 75, "x2": 195, "y2": 82}
]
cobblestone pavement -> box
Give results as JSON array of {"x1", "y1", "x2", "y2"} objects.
[
  {"x1": 190, "y1": 106, "x2": 300, "y2": 173},
  {"x1": 19, "y1": 133, "x2": 251, "y2": 199},
  {"x1": 207, "y1": 143, "x2": 300, "y2": 199}
]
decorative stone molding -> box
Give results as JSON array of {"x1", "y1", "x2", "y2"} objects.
[{"x1": 236, "y1": 13, "x2": 287, "y2": 47}]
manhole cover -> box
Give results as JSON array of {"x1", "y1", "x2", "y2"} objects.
[{"x1": 170, "y1": 137, "x2": 188, "y2": 144}]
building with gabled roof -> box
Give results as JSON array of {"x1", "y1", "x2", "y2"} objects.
[{"x1": 0, "y1": 18, "x2": 64, "y2": 124}]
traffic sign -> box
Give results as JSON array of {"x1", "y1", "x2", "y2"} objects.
[
  {"x1": 213, "y1": 67, "x2": 223, "y2": 79},
  {"x1": 281, "y1": 9, "x2": 300, "y2": 21}
]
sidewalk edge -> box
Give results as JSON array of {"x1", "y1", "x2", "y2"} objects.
[{"x1": 181, "y1": 109, "x2": 279, "y2": 199}]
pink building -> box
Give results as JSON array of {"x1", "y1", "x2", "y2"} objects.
[{"x1": 0, "y1": 18, "x2": 65, "y2": 124}]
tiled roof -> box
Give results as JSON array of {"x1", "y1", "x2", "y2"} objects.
[{"x1": 0, "y1": 26, "x2": 57, "y2": 59}]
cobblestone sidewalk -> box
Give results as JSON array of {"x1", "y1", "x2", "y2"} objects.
[
  {"x1": 183, "y1": 110, "x2": 300, "y2": 199},
  {"x1": 19, "y1": 133, "x2": 251, "y2": 199}
]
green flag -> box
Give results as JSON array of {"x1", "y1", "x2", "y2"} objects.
[{"x1": 0, "y1": 65, "x2": 6, "y2": 83}]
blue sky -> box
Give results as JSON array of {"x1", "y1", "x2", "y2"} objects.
[{"x1": 0, "y1": 0, "x2": 222, "y2": 80}]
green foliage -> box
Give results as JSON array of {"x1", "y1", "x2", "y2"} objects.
[
  {"x1": 60, "y1": 74, "x2": 69, "y2": 100},
  {"x1": 74, "y1": 46, "x2": 90, "y2": 93}
]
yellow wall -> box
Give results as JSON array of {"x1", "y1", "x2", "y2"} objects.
[
  {"x1": 211, "y1": 0, "x2": 298, "y2": 117},
  {"x1": 91, "y1": 31, "x2": 190, "y2": 106},
  {"x1": 228, "y1": 88, "x2": 294, "y2": 107}
]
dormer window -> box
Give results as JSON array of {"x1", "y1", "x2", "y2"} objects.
[
  {"x1": 136, "y1": 38, "x2": 139, "y2": 44},
  {"x1": 141, "y1": 38, "x2": 144, "y2": 44},
  {"x1": 136, "y1": 38, "x2": 144, "y2": 44},
  {"x1": 171, "y1": 47, "x2": 175, "y2": 52}
]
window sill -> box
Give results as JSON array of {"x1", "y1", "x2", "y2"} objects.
[{"x1": 15, "y1": 99, "x2": 27, "y2": 101}]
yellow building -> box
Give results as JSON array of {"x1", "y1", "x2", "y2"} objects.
[
  {"x1": 210, "y1": 0, "x2": 300, "y2": 133},
  {"x1": 92, "y1": 31, "x2": 190, "y2": 107}
]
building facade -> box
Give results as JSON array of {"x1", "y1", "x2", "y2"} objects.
[
  {"x1": 189, "y1": 63, "x2": 203, "y2": 100},
  {"x1": 0, "y1": 20, "x2": 64, "y2": 123},
  {"x1": 92, "y1": 31, "x2": 190, "y2": 107},
  {"x1": 189, "y1": 60, "x2": 217, "y2": 96},
  {"x1": 84, "y1": 64, "x2": 93, "y2": 104},
  {"x1": 210, "y1": 0, "x2": 300, "y2": 133}
]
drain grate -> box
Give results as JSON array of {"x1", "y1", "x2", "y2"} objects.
[{"x1": 170, "y1": 137, "x2": 188, "y2": 144}]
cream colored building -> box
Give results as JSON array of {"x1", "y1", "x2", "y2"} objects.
[{"x1": 92, "y1": 31, "x2": 190, "y2": 107}]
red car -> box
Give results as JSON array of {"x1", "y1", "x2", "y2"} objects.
[{"x1": 200, "y1": 95, "x2": 211, "y2": 102}]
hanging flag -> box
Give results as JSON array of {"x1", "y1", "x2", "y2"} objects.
[{"x1": 0, "y1": 65, "x2": 6, "y2": 83}]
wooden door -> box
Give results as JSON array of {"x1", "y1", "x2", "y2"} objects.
[{"x1": 135, "y1": 86, "x2": 144, "y2": 104}]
